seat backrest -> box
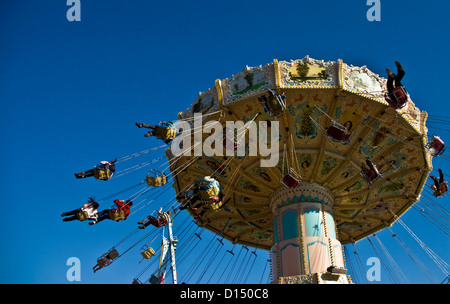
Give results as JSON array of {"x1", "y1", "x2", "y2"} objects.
[
  {"x1": 156, "y1": 126, "x2": 177, "y2": 139},
  {"x1": 281, "y1": 174, "x2": 299, "y2": 188},
  {"x1": 199, "y1": 186, "x2": 220, "y2": 200},
  {"x1": 327, "y1": 125, "x2": 345, "y2": 141},
  {"x1": 93, "y1": 169, "x2": 111, "y2": 180},
  {"x1": 141, "y1": 247, "x2": 155, "y2": 259},
  {"x1": 157, "y1": 217, "x2": 168, "y2": 227},
  {"x1": 266, "y1": 97, "x2": 284, "y2": 117},
  {"x1": 209, "y1": 201, "x2": 223, "y2": 211},
  {"x1": 149, "y1": 274, "x2": 159, "y2": 284},
  {"x1": 97, "y1": 258, "x2": 106, "y2": 268},
  {"x1": 367, "y1": 169, "x2": 381, "y2": 181},
  {"x1": 146, "y1": 176, "x2": 157, "y2": 187},
  {"x1": 108, "y1": 210, "x2": 125, "y2": 221},
  {"x1": 108, "y1": 248, "x2": 119, "y2": 260},
  {"x1": 76, "y1": 211, "x2": 89, "y2": 221},
  {"x1": 393, "y1": 86, "x2": 408, "y2": 106},
  {"x1": 430, "y1": 138, "x2": 445, "y2": 152}
]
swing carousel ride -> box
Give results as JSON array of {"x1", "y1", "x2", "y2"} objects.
[{"x1": 69, "y1": 56, "x2": 449, "y2": 284}]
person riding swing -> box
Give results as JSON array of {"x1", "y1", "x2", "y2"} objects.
[
  {"x1": 74, "y1": 159, "x2": 117, "y2": 181},
  {"x1": 360, "y1": 159, "x2": 382, "y2": 185},
  {"x1": 385, "y1": 61, "x2": 408, "y2": 109},
  {"x1": 178, "y1": 176, "x2": 221, "y2": 211},
  {"x1": 137, "y1": 207, "x2": 172, "y2": 229},
  {"x1": 135, "y1": 121, "x2": 178, "y2": 144},
  {"x1": 61, "y1": 197, "x2": 99, "y2": 224},
  {"x1": 146, "y1": 169, "x2": 168, "y2": 187},
  {"x1": 430, "y1": 169, "x2": 448, "y2": 197},
  {"x1": 258, "y1": 89, "x2": 286, "y2": 118},
  {"x1": 89, "y1": 199, "x2": 133, "y2": 225}
]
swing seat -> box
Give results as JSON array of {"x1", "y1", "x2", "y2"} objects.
[
  {"x1": 149, "y1": 274, "x2": 159, "y2": 284},
  {"x1": 141, "y1": 247, "x2": 156, "y2": 259},
  {"x1": 266, "y1": 97, "x2": 285, "y2": 117},
  {"x1": 385, "y1": 86, "x2": 408, "y2": 109},
  {"x1": 259, "y1": 89, "x2": 286, "y2": 117},
  {"x1": 76, "y1": 210, "x2": 89, "y2": 221},
  {"x1": 432, "y1": 182, "x2": 448, "y2": 197},
  {"x1": 428, "y1": 136, "x2": 446, "y2": 156},
  {"x1": 281, "y1": 168, "x2": 302, "y2": 189},
  {"x1": 146, "y1": 174, "x2": 167, "y2": 187},
  {"x1": 93, "y1": 168, "x2": 111, "y2": 181},
  {"x1": 108, "y1": 209, "x2": 126, "y2": 221},
  {"x1": 108, "y1": 248, "x2": 119, "y2": 260},
  {"x1": 361, "y1": 168, "x2": 381, "y2": 184},
  {"x1": 281, "y1": 174, "x2": 299, "y2": 188},
  {"x1": 155, "y1": 126, "x2": 177, "y2": 140},
  {"x1": 266, "y1": 91, "x2": 286, "y2": 118},
  {"x1": 199, "y1": 186, "x2": 220, "y2": 201},
  {"x1": 156, "y1": 217, "x2": 168, "y2": 227},
  {"x1": 326, "y1": 125, "x2": 347, "y2": 142},
  {"x1": 393, "y1": 86, "x2": 408, "y2": 106},
  {"x1": 96, "y1": 258, "x2": 107, "y2": 268},
  {"x1": 204, "y1": 200, "x2": 223, "y2": 212},
  {"x1": 96, "y1": 248, "x2": 119, "y2": 268}
]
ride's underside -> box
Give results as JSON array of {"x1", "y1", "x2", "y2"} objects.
[{"x1": 167, "y1": 57, "x2": 432, "y2": 249}]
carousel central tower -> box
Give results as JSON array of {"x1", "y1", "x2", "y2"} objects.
[{"x1": 270, "y1": 183, "x2": 350, "y2": 284}]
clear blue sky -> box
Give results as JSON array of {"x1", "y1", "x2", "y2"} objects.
[{"x1": 0, "y1": 0, "x2": 449, "y2": 284}]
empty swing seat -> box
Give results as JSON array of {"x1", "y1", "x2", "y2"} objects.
[
  {"x1": 141, "y1": 247, "x2": 155, "y2": 260},
  {"x1": 281, "y1": 168, "x2": 302, "y2": 189},
  {"x1": 428, "y1": 136, "x2": 446, "y2": 156},
  {"x1": 281, "y1": 174, "x2": 299, "y2": 188},
  {"x1": 326, "y1": 125, "x2": 346, "y2": 141}
]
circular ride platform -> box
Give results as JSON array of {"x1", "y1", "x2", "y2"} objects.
[{"x1": 167, "y1": 56, "x2": 431, "y2": 254}]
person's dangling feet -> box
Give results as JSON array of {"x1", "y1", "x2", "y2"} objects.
[
  {"x1": 395, "y1": 61, "x2": 403, "y2": 72},
  {"x1": 386, "y1": 68, "x2": 395, "y2": 79},
  {"x1": 74, "y1": 172, "x2": 85, "y2": 179}
]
